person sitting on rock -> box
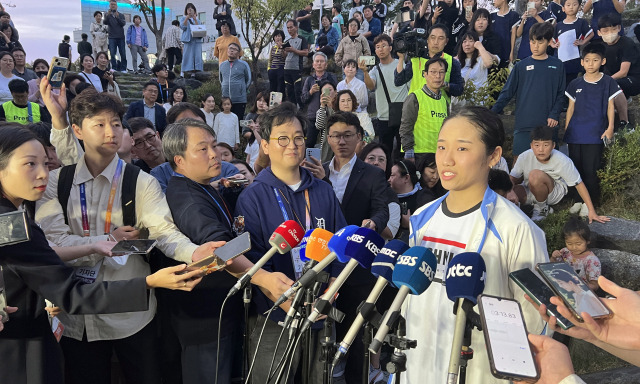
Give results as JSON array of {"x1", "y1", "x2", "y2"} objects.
[{"x1": 551, "y1": 216, "x2": 601, "y2": 291}]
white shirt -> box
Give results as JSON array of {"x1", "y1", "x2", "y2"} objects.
[
  {"x1": 244, "y1": 140, "x2": 259, "y2": 170},
  {"x1": 201, "y1": 108, "x2": 216, "y2": 128},
  {"x1": 337, "y1": 76, "x2": 369, "y2": 112},
  {"x1": 510, "y1": 149, "x2": 581, "y2": 192},
  {"x1": 35, "y1": 155, "x2": 198, "y2": 341},
  {"x1": 461, "y1": 56, "x2": 489, "y2": 91},
  {"x1": 80, "y1": 71, "x2": 104, "y2": 92},
  {"x1": 213, "y1": 112, "x2": 240, "y2": 146},
  {"x1": 328, "y1": 153, "x2": 357, "y2": 203}
]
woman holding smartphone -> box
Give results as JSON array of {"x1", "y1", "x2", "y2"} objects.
[
  {"x1": 0, "y1": 125, "x2": 206, "y2": 384},
  {"x1": 401, "y1": 106, "x2": 548, "y2": 384}
]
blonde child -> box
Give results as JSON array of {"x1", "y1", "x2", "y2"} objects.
[
  {"x1": 213, "y1": 96, "x2": 240, "y2": 151},
  {"x1": 551, "y1": 216, "x2": 601, "y2": 291}
]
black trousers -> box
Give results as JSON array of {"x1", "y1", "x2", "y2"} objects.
[
  {"x1": 375, "y1": 119, "x2": 402, "y2": 161},
  {"x1": 568, "y1": 143, "x2": 604, "y2": 205},
  {"x1": 284, "y1": 69, "x2": 303, "y2": 106},
  {"x1": 166, "y1": 47, "x2": 182, "y2": 71},
  {"x1": 268, "y1": 68, "x2": 285, "y2": 94},
  {"x1": 231, "y1": 102, "x2": 246, "y2": 137},
  {"x1": 61, "y1": 319, "x2": 160, "y2": 384}
]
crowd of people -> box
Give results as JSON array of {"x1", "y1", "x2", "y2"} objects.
[{"x1": 1, "y1": 0, "x2": 640, "y2": 383}]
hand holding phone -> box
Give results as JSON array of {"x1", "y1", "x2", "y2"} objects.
[
  {"x1": 181, "y1": 232, "x2": 251, "y2": 274},
  {"x1": 47, "y1": 57, "x2": 69, "y2": 89}
]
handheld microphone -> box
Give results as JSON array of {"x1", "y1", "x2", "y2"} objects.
[
  {"x1": 445, "y1": 252, "x2": 486, "y2": 384},
  {"x1": 227, "y1": 220, "x2": 304, "y2": 298},
  {"x1": 301, "y1": 227, "x2": 385, "y2": 332},
  {"x1": 298, "y1": 229, "x2": 315, "y2": 262},
  {"x1": 333, "y1": 240, "x2": 409, "y2": 365},
  {"x1": 369, "y1": 246, "x2": 436, "y2": 354},
  {"x1": 272, "y1": 226, "x2": 359, "y2": 308}
]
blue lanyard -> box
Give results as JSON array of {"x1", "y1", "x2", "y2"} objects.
[
  {"x1": 27, "y1": 102, "x2": 33, "y2": 123},
  {"x1": 273, "y1": 188, "x2": 289, "y2": 221},
  {"x1": 199, "y1": 185, "x2": 232, "y2": 228}
]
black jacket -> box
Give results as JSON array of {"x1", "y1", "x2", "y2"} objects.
[{"x1": 124, "y1": 100, "x2": 168, "y2": 135}]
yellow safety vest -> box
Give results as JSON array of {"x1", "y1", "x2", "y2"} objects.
[
  {"x1": 413, "y1": 87, "x2": 448, "y2": 154},
  {"x1": 409, "y1": 53, "x2": 453, "y2": 102},
  {"x1": 2, "y1": 101, "x2": 41, "y2": 125}
]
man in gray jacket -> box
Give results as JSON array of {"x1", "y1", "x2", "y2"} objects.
[
  {"x1": 219, "y1": 42, "x2": 251, "y2": 124},
  {"x1": 104, "y1": 0, "x2": 127, "y2": 72}
]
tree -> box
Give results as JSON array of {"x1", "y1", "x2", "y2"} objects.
[
  {"x1": 130, "y1": 0, "x2": 166, "y2": 54},
  {"x1": 232, "y1": 0, "x2": 308, "y2": 79}
]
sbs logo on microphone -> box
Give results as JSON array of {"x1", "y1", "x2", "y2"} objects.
[{"x1": 446, "y1": 264, "x2": 473, "y2": 279}]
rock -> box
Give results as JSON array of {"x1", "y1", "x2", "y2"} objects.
[
  {"x1": 194, "y1": 71, "x2": 214, "y2": 82},
  {"x1": 589, "y1": 217, "x2": 640, "y2": 255},
  {"x1": 581, "y1": 366, "x2": 640, "y2": 384},
  {"x1": 592, "y1": 248, "x2": 640, "y2": 291},
  {"x1": 174, "y1": 78, "x2": 203, "y2": 90}
]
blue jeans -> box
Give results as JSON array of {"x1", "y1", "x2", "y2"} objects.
[{"x1": 108, "y1": 38, "x2": 127, "y2": 71}]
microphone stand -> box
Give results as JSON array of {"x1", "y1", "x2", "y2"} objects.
[
  {"x1": 356, "y1": 302, "x2": 383, "y2": 384},
  {"x1": 458, "y1": 308, "x2": 482, "y2": 384},
  {"x1": 320, "y1": 315, "x2": 336, "y2": 384},
  {"x1": 242, "y1": 285, "x2": 252, "y2": 382},
  {"x1": 384, "y1": 316, "x2": 417, "y2": 384}
]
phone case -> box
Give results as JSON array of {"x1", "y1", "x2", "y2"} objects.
[
  {"x1": 47, "y1": 57, "x2": 69, "y2": 89},
  {"x1": 479, "y1": 294, "x2": 539, "y2": 382},
  {"x1": 536, "y1": 262, "x2": 612, "y2": 322},
  {"x1": 182, "y1": 232, "x2": 251, "y2": 274},
  {"x1": 110, "y1": 239, "x2": 158, "y2": 256},
  {"x1": 0, "y1": 210, "x2": 30, "y2": 247},
  {"x1": 509, "y1": 269, "x2": 574, "y2": 330}
]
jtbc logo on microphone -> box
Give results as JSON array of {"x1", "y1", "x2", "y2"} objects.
[{"x1": 447, "y1": 264, "x2": 473, "y2": 278}]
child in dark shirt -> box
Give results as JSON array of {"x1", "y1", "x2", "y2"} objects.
[
  {"x1": 491, "y1": 0, "x2": 520, "y2": 66},
  {"x1": 598, "y1": 12, "x2": 640, "y2": 130},
  {"x1": 564, "y1": 42, "x2": 621, "y2": 204},
  {"x1": 548, "y1": 0, "x2": 566, "y2": 23},
  {"x1": 552, "y1": 0, "x2": 593, "y2": 86},
  {"x1": 491, "y1": 22, "x2": 565, "y2": 160},
  {"x1": 514, "y1": 0, "x2": 556, "y2": 60}
]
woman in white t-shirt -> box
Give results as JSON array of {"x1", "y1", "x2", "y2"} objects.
[
  {"x1": 78, "y1": 54, "x2": 103, "y2": 93},
  {"x1": 0, "y1": 52, "x2": 21, "y2": 102},
  {"x1": 200, "y1": 93, "x2": 216, "y2": 128},
  {"x1": 456, "y1": 31, "x2": 498, "y2": 92},
  {"x1": 402, "y1": 106, "x2": 547, "y2": 384}
]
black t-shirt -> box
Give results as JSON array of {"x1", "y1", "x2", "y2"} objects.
[
  {"x1": 297, "y1": 9, "x2": 312, "y2": 32},
  {"x1": 92, "y1": 66, "x2": 109, "y2": 91},
  {"x1": 604, "y1": 36, "x2": 640, "y2": 78},
  {"x1": 58, "y1": 42, "x2": 71, "y2": 58}
]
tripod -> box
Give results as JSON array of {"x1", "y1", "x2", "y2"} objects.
[{"x1": 384, "y1": 317, "x2": 416, "y2": 384}]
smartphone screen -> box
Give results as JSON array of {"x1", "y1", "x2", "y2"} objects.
[
  {"x1": 110, "y1": 239, "x2": 157, "y2": 255},
  {"x1": 181, "y1": 232, "x2": 252, "y2": 273},
  {"x1": 479, "y1": 295, "x2": 539, "y2": 381},
  {"x1": 0, "y1": 210, "x2": 30, "y2": 247},
  {"x1": 509, "y1": 268, "x2": 574, "y2": 330},
  {"x1": 536, "y1": 262, "x2": 611, "y2": 321}
]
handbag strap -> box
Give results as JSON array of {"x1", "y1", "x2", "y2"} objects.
[{"x1": 376, "y1": 63, "x2": 392, "y2": 105}]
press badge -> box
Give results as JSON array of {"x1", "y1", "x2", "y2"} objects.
[
  {"x1": 290, "y1": 246, "x2": 305, "y2": 280},
  {"x1": 51, "y1": 317, "x2": 64, "y2": 342},
  {"x1": 74, "y1": 260, "x2": 103, "y2": 284},
  {"x1": 526, "y1": 65, "x2": 534, "y2": 71}
]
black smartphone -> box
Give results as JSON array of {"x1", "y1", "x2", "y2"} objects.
[
  {"x1": 181, "y1": 232, "x2": 251, "y2": 273},
  {"x1": 479, "y1": 294, "x2": 539, "y2": 382},
  {"x1": 0, "y1": 210, "x2": 30, "y2": 247},
  {"x1": 47, "y1": 57, "x2": 69, "y2": 89},
  {"x1": 0, "y1": 266, "x2": 8, "y2": 323},
  {"x1": 536, "y1": 262, "x2": 612, "y2": 322},
  {"x1": 400, "y1": 202, "x2": 408, "y2": 216},
  {"x1": 509, "y1": 268, "x2": 574, "y2": 330},
  {"x1": 110, "y1": 239, "x2": 158, "y2": 256},
  {"x1": 226, "y1": 178, "x2": 250, "y2": 187}
]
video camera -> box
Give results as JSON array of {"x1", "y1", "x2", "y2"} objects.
[{"x1": 392, "y1": 28, "x2": 428, "y2": 58}]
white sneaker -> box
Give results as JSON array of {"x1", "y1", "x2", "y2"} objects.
[
  {"x1": 579, "y1": 203, "x2": 589, "y2": 218},
  {"x1": 569, "y1": 202, "x2": 582, "y2": 214},
  {"x1": 369, "y1": 364, "x2": 383, "y2": 384},
  {"x1": 531, "y1": 203, "x2": 553, "y2": 222}
]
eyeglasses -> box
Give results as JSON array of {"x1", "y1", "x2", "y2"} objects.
[
  {"x1": 133, "y1": 133, "x2": 157, "y2": 148},
  {"x1": 270, "y1": 136, "x2": 306, "y2": 147},
  {"x1": 328, "y1": 132, "x2": 358, "y2": 142},
  {"x1": 427, "y1": 70, "x2": 446, "y2": 76}
]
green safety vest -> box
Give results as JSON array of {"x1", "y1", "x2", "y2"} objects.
[
  {"x1": 409, "y1": 53, "x2": 453, "y2": 102},
  {"x1": 2, "y1": 101, "x2": 41, "y2": 125},
  {"x1": 413, "y1": 87, "x2": 448, "y2": 154}
]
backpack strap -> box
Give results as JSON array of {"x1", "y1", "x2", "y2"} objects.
[
  {"x1": 121, "y1": 163, "x2": 140, "y2": 227},
  {"x1": 57, "y1": 164, "x2": 77, "y2": 225}
]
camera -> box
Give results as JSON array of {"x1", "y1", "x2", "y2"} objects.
[{"x1": 392, "y1": 28, "x2": 428, "y2": 58}]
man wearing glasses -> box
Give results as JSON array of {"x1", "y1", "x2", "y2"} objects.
[
  {"x1": 128, "y1": 117, "x2": 166, "y2": 173},
  {"x1": 361, "y1": 34, "x2": 409, "y2": 160},
  {"x1": 399, "y1": 57, "x2": 449, "y2": 164},
  {"x1": 235, "y1": 102, "x2": 347, "y2": 384},
  {"x1": 320, "y1": 110, "x2": 389, "y2": 384},
  {"x1": 124, "y1": 81, "x2": 168, "y2": 135}
]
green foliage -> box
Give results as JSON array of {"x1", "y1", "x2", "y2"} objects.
[
  {"x1": 188, "y1": 79, "x2": 222, "y2": 109},
  {"x1": 535, "y1": 208, "x2": 572, "y2": 254},
  {"x1": 457, "y1": 67, "x2": 509, "y2": 108},
  {"x1": 598, "y1": 129, "x2": 640, "y2": 197}
]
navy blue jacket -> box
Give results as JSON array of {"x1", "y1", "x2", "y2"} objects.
[
  {"x1": 124, "y1": 100, "x2": 167, "y2": 135},
  {"x1": 234, "y1": 167, "x2": 347, "y2": 324}
]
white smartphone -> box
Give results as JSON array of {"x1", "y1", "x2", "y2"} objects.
[
  {"x1": 479, "y1": 294, "x2": 539, "y2": 382},
  {"x1": 359, "y1": 55, "x2": 376, "y2": 66},
  {"x1": 269, "y1": 92, "x2": 283, "y2": 108},
  {"x1": 527, "y1": 1, "x2": 536, "y2": 11}
]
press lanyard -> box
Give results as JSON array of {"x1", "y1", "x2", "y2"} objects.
[
  {"x1": 198, "y1": 184, "x2": 233, "y2": 228},
  {"x1": 79, "y1": 159, "x2": 124, "y2": 236},
  {"x1": 27, "y1": 102, "x2": 33, "y2": 123},
  {"x1": 273, "y1": 188, "x2": 311, "y2": 231}
]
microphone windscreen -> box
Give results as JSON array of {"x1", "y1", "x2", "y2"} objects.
[
  {"x1": 343, "y1": 227, "x2": 384, "y2": 269},
  {"x1": 371, "y1": 240, "x2": 410, "y2": 283},
  {"x1": 392, "y1": 246, "x2": 437, "y2": 295},
  {"x1": 298, "y1": 229, "x2": 316, "y2": 262},
  {"x1": 305, "y1": 228, "x2": 334, "y2": 262},
  {"x1": 327, "y1": 225, "x2": 360, "y2": 262},
  {"x1": 269, "y1": 220, "x2": 304, "y2": 254},
  {"x1": 445, "y1": 252, "x2": 486, "y2": 305}
]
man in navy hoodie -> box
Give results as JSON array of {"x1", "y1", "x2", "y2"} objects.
[{"x1": 235, "y1": 102, "x2": 347, "y2": 384}]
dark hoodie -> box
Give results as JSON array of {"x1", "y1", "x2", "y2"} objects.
[{"x1": 235, "y1": 166, "x2": 347, "y2": 324}]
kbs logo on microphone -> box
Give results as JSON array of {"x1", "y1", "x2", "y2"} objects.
[{"x1": 397, "y1": 255, "x2": 435, "y2": 280}]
